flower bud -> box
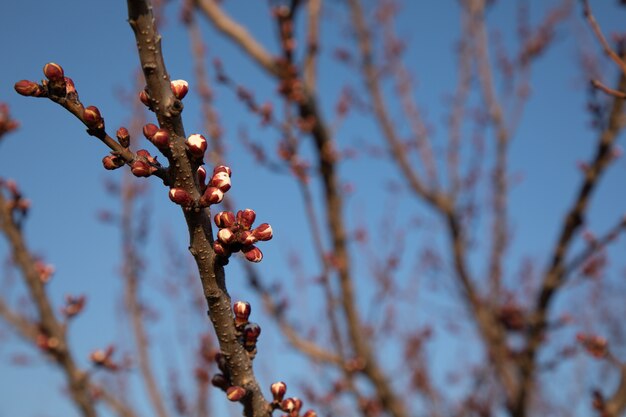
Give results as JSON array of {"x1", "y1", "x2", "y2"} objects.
[
  {"x1": 293, "y1": 398, "x2": 303, "y2": 413},
  {"x1": 226, "y1": 386, "x2": 247, "y2": 402},
  {"x1": 271, "y1": 381, "x2": 287, "y2": 402},
  {"x1": 116, "y1": 127, "x2": 130, "y2": 148},
  {"x1": 237, "y1": 209, "x2": 256, "y2": 230},
  {"x1": 131, "y1": 160, "x2": 152, "y2": 177},
  {"x1": 213, "y1": 241, "x2": 230, "y2": 257},
  {"x1": 239, "y1": 230, "x2": 258, "y2": 246},
  {"x1": 143, "y1": 123, "x2": 159, "y2": 139},
  {"x1": 233, "y1": 301, "x2": 251, "y2": 326},
  {"x1": 243, "y1": 322, "x2": 261, "y2": 345},
  {"x1": 217, "y1": 228, "x2": 236, "y2": 245},
  {"x1": 43, "y1": 62, "x2": 64, "y2": 80},
  {"x1": 83, "y1": 106, "x2": 103, "y2": 128},
  {"x1": 302, "y1": 410, "x2": 318, "y2": 417},
  {"x1": 197, "y1": 166, "x2": 207, "y2": 186},
  {"x1": 243, "y1": 245, "x2": 263, "y2": 263},
  {"x1": 186, "y1": 134, "x2": 208, "y2": 158},
  {"x1": 151, "y1": 129, "x2": 170, "y2": 150},
  {"x1": 64, "y1": 77, "x2": 76, "y2": 95},
  {"x1": 210, "y1": 171, "x2": 231, "y2": 192},
  {"x1": 14, "y1": 80, "x2": 42, "y2": 97},
  {"x1": 252, "y1": 223, "x2": 273, "y2": 241},
  {"x1": 214, "y1": 211, "x2": 236, "y2": 228},
  {"x1": 169, "y1": 188, "x2": 194, "y2": 207},
  {"x1": 281, "y1": 398, "x2": 296, "y2": 413},
  {"x1": 213, "y1": 165, "x2": 232, "y2": 177},
  {"x1": 171, "y1": 79, "x2": 189, "y2": 100},
  {"x1": 211, "y1": 373, "x2": 228, "y2": 390},
  {"x1": 139, "y1": 89, "x2": 151, "y2": 107},
  {"x1": 199, "y1": 187, "x2": 224, "y2": 207},
  {"x1": 102, "y1": 155, "x2": 124, "y2": 170}
]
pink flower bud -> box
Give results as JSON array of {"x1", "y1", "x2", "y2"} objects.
[
  {"x1": 131, "y1": 160, "x2": 152, "y2": 177},
  {"x1": 83, "y1": 106, "x2": 103, "y2": 128},
  {"x1": 143, "y1": 123, "x2": 159, "y2": 139},
  {"x1": 293, "y1": 398, "x2": 303, "y2": 413},
  {"x1": 252, "y1": 223, "x2": 273, "y2": 241},
  {"x1": 302, "y1": 410, "x2": 318, "y2": 417},
  {"x1": 233, "y1": 301, "x2": 251, "y2": 326},
  {"x1": 116, "y1": 127, "x2": 130, "y2": 148},
  {"x1": 214, "y1": 211, "x2": 236, "y2": 228},
  {"x1": 64, "y1": 77, "x2": 76, "y2": 95},
  {"x1": 213, "y1": 241, "x2": 231, "y2": 257},
  {"x1": 151, "y1": 129, "x2": 170, "y2": 150},
  {"x1": 243, "y1": 246, "x2": 263, "y2": 263},
  {"x1": 14, "y1": 80, "x2": 42, "y2": 97},
  {"x1": 43, "y1": 62, "x2": 64, "y2": 80},
  {"x1": 139, "y1": 89, "x2": 151, "y2": 107},
  {"x1": 226, "y1": 386, "x2": 247, "y2": 402},
  {"x1": 170, "y1": 79, "x2": 189, "y2": 100},
  {"x1": 239, "y1": 230, "x2": 258, "y2": 246},
  {"x1": 210, "y1": 171, "x2": 231, "y2": 192},
  {"x1": 102, "y1": 155, "x2": 124, "y2": 170},
  {"x1": 199, "y1": 187, "x2": 224, "y2": 207},
  {"x1": 213, "y1": 165, "x2": 232, "y2": 177},
  {"x1": 169, "y1": 188, "x2": 194, "y2": 207},
  {"x1": 217, "y1": 228, "x2": 236, "y2": 245},
  {"x1": 237, "y1": 209, "x2": 256, "y2": 230},
  {"x1": 271, "y1": 381, "x2": 287, "y2": 402},
  {"x1": 186, "y1": 134, "x2": 208, "y2": 158},
  {"x1": 197, "y1": 166, "x2": 207, "y2": 186},
  {"x1": 243, "y1": 322, "x2": 261, "y2": 342},
  {"x1": 281, "y1": 398, "x2": 296, "y2": 413}
]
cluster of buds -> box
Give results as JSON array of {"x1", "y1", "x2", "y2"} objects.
[
  {"x1": 168, "y1": 165, "x2": 232, "y2": 209},
  {"x1": 577, "y1": 333, "x2": 609, "y2": 359},
  {"x1": 36, "y1": 332, "x2": 60, "y2": 353},
  {"x1": 270, "y1": 382, "x2": 316, "y2": 417},
  {"x1": 34, "y1": 260, "x2": 55, "y2": 284},
  {"x1": 143, "y1": 123, "x2": 170, "y2": 151},
  {"x1": 232, "y1": 301, "x2": 261, "y2": 353},
  {"x1": 90, "y1": 345, "x2": 119, "y2": 371},
  {"x1": 61, "y1": 295, "x2": 86, "y2": 319},
  {"x1": 14, "y1": 62, "x2": 78, "y2": 99},
  {"x1": 131, "y1": 150, "x2": 160, "y2": 177},
  {"x1": 213, "y1": 209, "x2": 272, "y2": 263}
]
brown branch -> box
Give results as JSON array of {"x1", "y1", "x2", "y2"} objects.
[
  {"x1": 126, "y1": 1, "x2": 270, "y2": 416},
  {"x1": 0, "y1": 191, "x2": 97, "y2": 417},
  {"x1": 303, "y1": 0, "x2": 321, "y2": 90},
  {"x1": 582, "y1": 0, "x2": 626, "y2": 75},
  {"x1": 517, "y1": 70, "x2": 626, "y2": 417}
]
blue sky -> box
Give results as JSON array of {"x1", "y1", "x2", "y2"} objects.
[{"x1": 1, "y1": 1, "x2": 626, "y2": 416}]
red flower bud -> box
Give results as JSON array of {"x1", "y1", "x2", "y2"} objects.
[
  {"x1": 243, "y1": 322, "x2": 261, "y2": 342},
  {"x1": 214, "y1": 211, "x2": 236, "y2": 228},
  {"x1": 139, "y1": 89, "x2": 151, "y2": 107},
  {"x1": 226, "y1": 386, "x2": 247, "y2": 402},
  {"x1": 281, "y1": 398, "x2": 296, "y2": 413},
  {"x1": 252, "y1": 223, "x2": 273, "y2": 241},
  {"x1": 293, "y1": 398, "x2": 303, "y2": 413},
  {"x1": 102, "y1": 155, "x2": 124, "y2": 170},
  {"x1": 217, "y1": 228, "x2": 236, "y2": 245},
  {"x1": 43, "y1": 62, "x2": 64, "y2": 80},
  {"x1": 151, "y1": 129, "x2": 170, "y2": 150},
  {"x1": 14, "y1": 80, "x2": 42, "y2": 97},
  {"x1": 64, "y1": 77, "x2": 76, "y2": 95},
  {"x1": 243, "y1": 246, "x2": 263, "y2": 263},
  {"x1": 233, "y1": 301, "x2": 251, "y2": 326},
  {"x1": 131, "y1": 160, "x2": 152, "y2": 177},
  {"x1": 197, "y1": 166, "x2": 207, "y2": 186},
  {"x1": 210, "y1": 171, "x2": 231, "y2": 192},
  {"x1": 237, "y1": 209, "x2": 256, "y2": 230},
  {"x1": 83, "y1": 106, "x2": 103, "y2": 128},
  {"x1": 186, "y1": 134, "x2": 208, "y2": 158},
  {"x1": 271, "y1": 381, "x2": 287, "y2": 402},
  {"x1": 239, "y1": 230, "x2": 258, "y2": 246},
  {"x1": 213, "y1": 165, "x2": 232, "y2": 177},
  {"x1": 171, "y1": 79, "x2": 189, "y2": 100},
  {"x1": 116, "y1": 127, "x2": 130, "y2": 148},
  {"x1": 302, "y1": 410, "x2": 318, "y2": 417},
  {"x1": 213, "y1": 241, "x2": 231, "y2": 257},
  {"x1": 169, "y1": 188, "x2": 194, "y2": 207},
  {"x1": 199, "y1": 187, "x2": 224, "y2": 207},
  {"x1": 143, "y1": 123, "x2": 159, "y2": 139}
]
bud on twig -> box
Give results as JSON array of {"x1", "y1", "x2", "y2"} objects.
[
  {"x1": 116, "y1": 127, "x2": 130, "y2": 148},
  {"x1": 151, "y1": 129, "x2": 170, "y2": 150},
  {"x1": 197, "y1": 166, "x2": 207, "y2": 187},
  {"x1": 171, "y1": 79, "x2": 189, "y2": 100},
  {"x1": 213, "y1": 241, "x2": 231, "y2": 257},
  {"x1": 131, "y1": 160, "x2": 152, "y2": 177},
  {"x1": 139, "y1": 89, "x2": 151, "y2": 107},
  {"x1": 233, "y1": 301, "x2": 251, "y2": 326},
  {"x1": 143, "y1": 123, "x2": 159, "y2": 140},
  {"x1": 270, "y1": 381, "x2": 287, "y2": 402},
  {"x1": 43, "y1": 62, "x2": 64, "y2": 80},
  {"x1": 102, "y1": 155, "x2": 124, "y2": 170},
  {"x1": 186, "y1": 134, "x2": 208, "y2": 158},
  {"x1": 252, "y1": 223, "x2": 273, "y2": 241},
  {"x1": 226, "y1": 386, "x2": 247, "y2": 402},
  {"x1": 214, "y1": 211, "x2": 236, "y2": 228},
  {"x1": 169, "y1": 188, "x2": 194, "y2": 207},
  {"x1": 237, "y1": 209, "x2": 256, "y2": 230},
  {"x1": 14, "y1": 80, "x2": 43, "y2": 97},
  {"x1": 213, "y1": 165, "x2": 232, "y2": 177},
  {"x1": 83, "y1": 106, "x2": 103, "y2": 129},
  {"x1": 210, "y1": 171, "x2": 231, "y2": 192},
  {"x1": 199, "y1": 186, "x2": 224, "y2": 207},
  {"x1": 217, "y1": 228, "x2": 236, "y2": 245},
  {"x1": 211, "y1": 373, "x2": 229, "y2": 390},
  {"x1": 243, "y1": 246, "x2": 263, "y2": 263}
]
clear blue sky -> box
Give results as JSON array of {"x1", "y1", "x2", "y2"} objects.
[{"x1": 1, "y1": 1, "x2": 626, "y2": 416}]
